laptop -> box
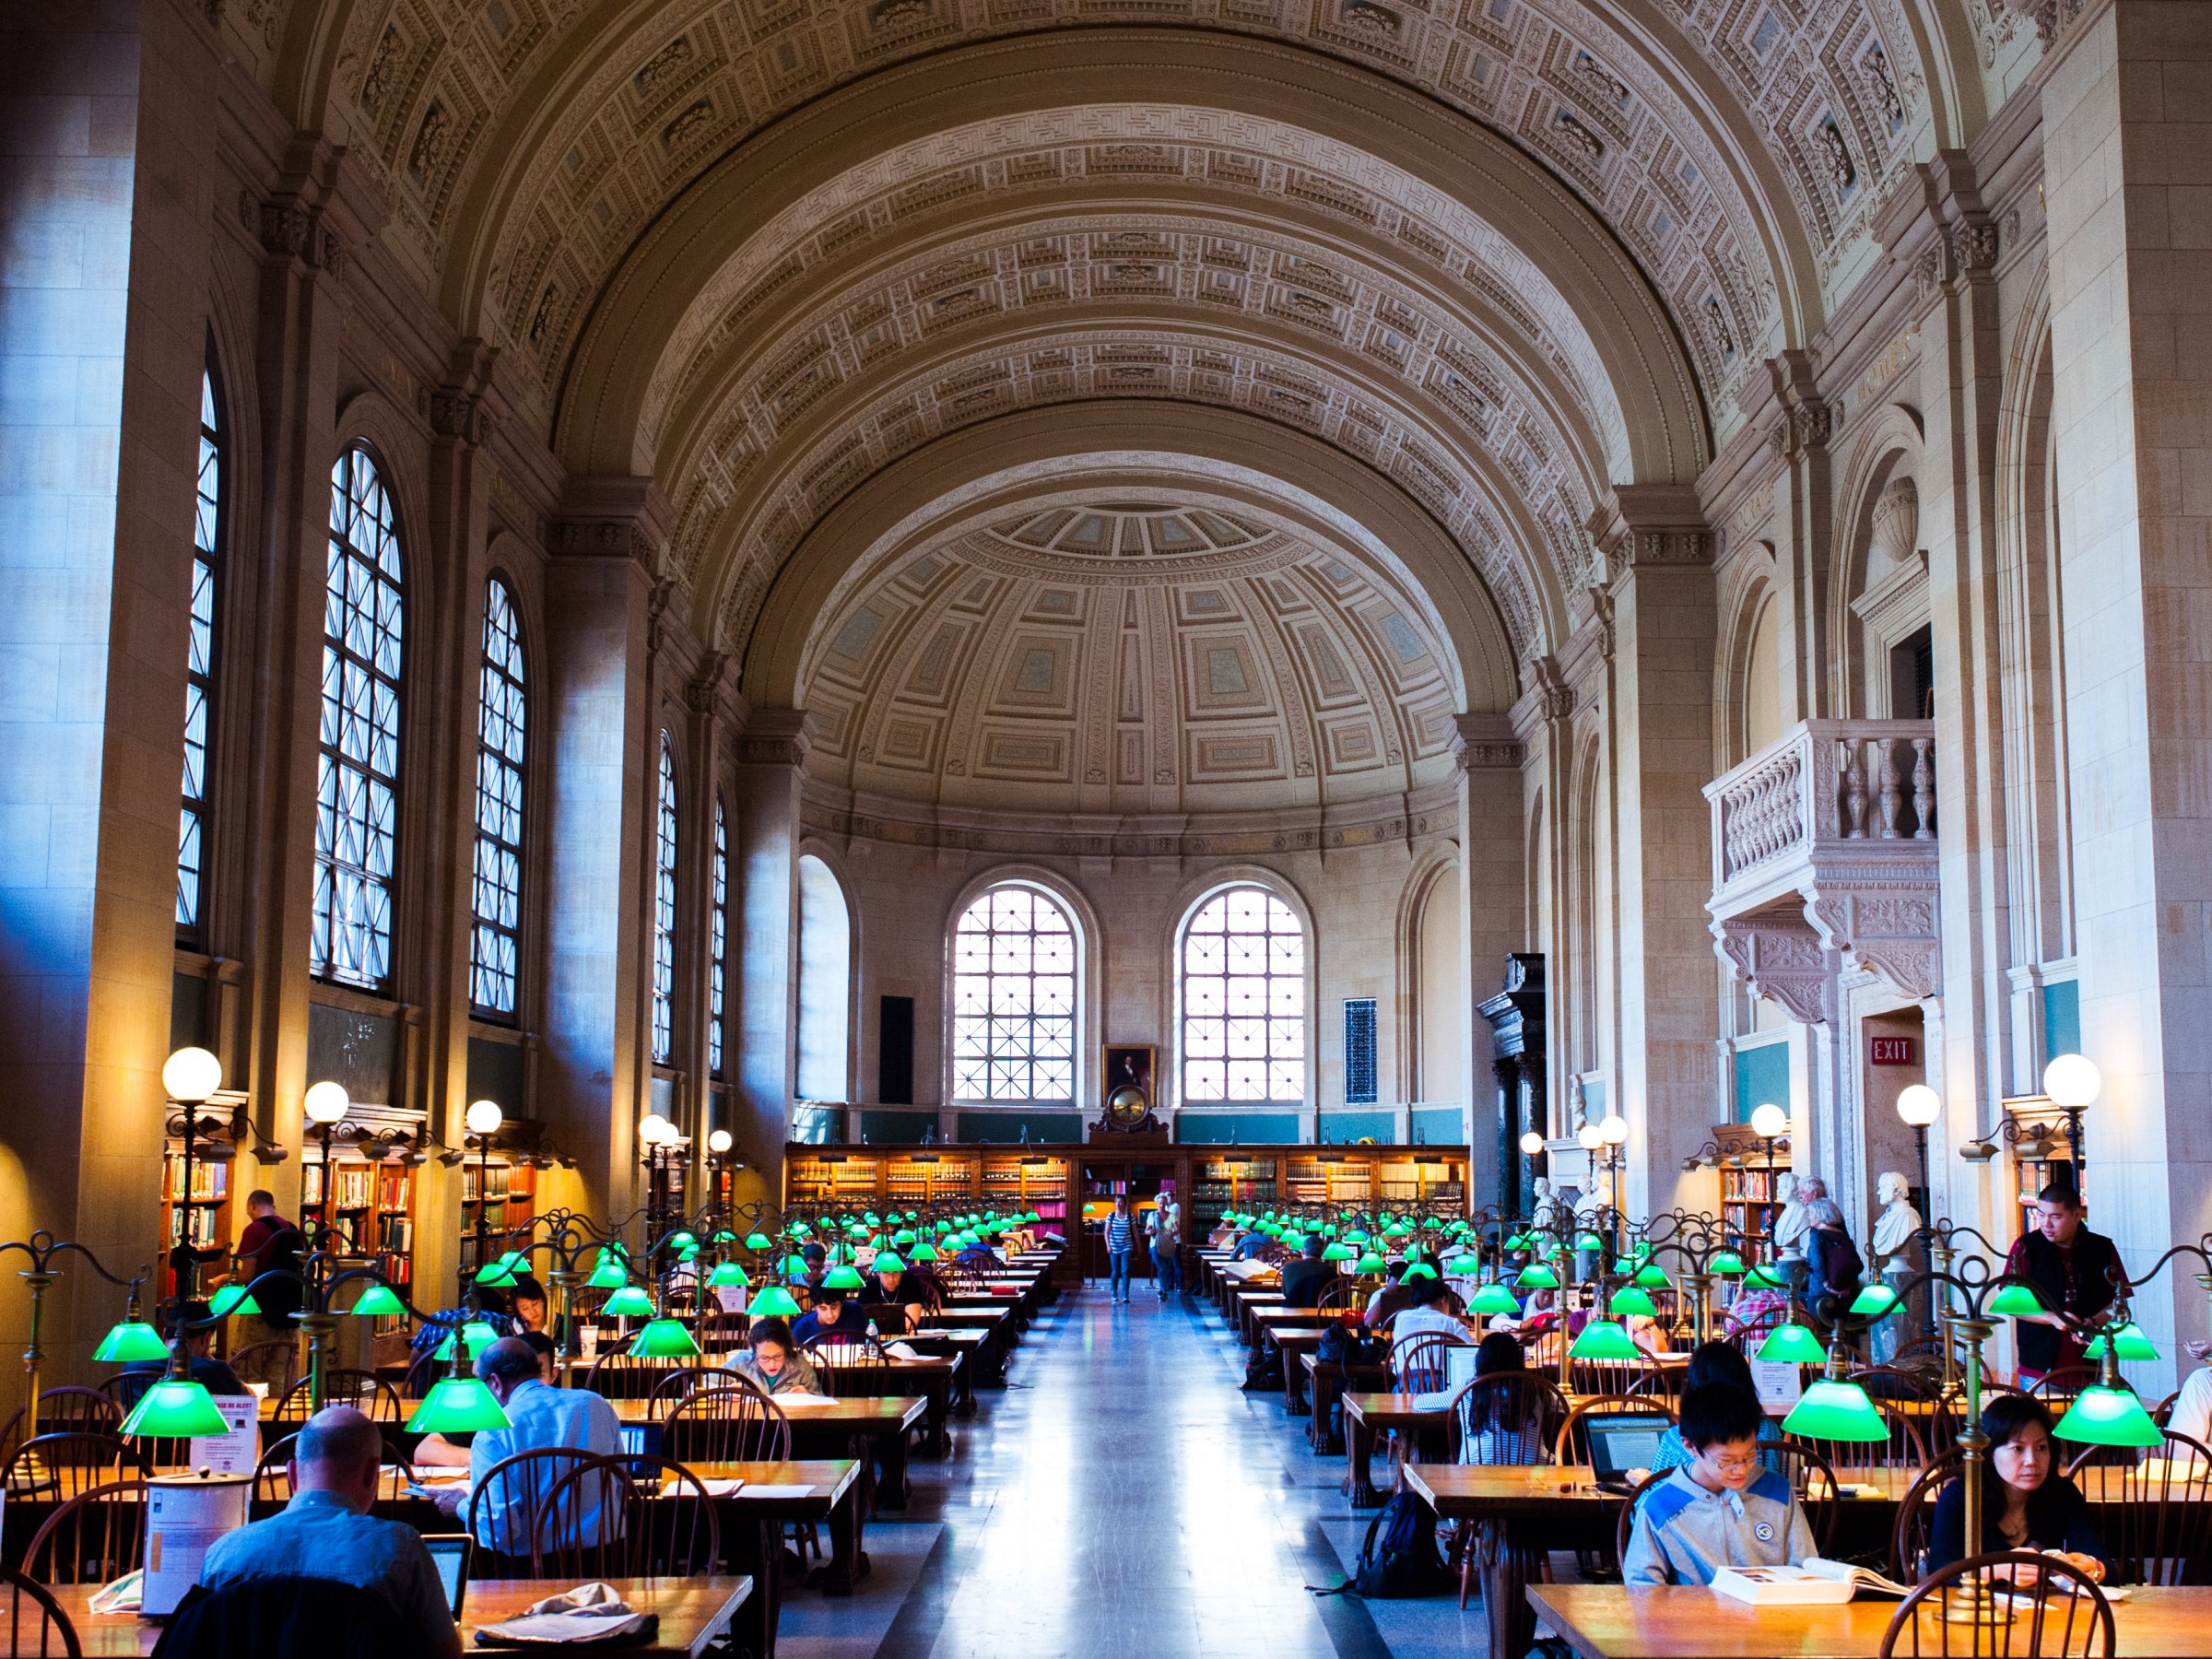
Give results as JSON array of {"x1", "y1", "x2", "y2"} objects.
[
  {"x1": 420, "y1": 1534, "x2": 472, "y2": 1620},
  {"x1": 1583, "y1": 1413, "x2": 1670, "y2": 1491}
]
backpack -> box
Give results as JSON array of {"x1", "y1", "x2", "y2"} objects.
[
  {"x1": 1328, "y1": 1491, "x2": 1451, "y2": 1598},
  {"x1": 1815, "y1": 1228, "x2": 1865, "y2": 1298},
  {"x1": 1316, "y1": 1319, "x2": 1388, "y2": 1370},
  {"x1": 1241, "y1": 1341, "x2": 1285, "y2": 1391}
]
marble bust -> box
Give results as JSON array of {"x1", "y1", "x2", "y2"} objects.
[
  {"x1": 1871, "y1": 1171, "x2": 1923, "y2": 1266},
  {"x1": 1771, "y1": 1172, "x2": 1811, "y2": 1261}
]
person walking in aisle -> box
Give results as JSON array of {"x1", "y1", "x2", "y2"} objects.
[
  {"x1": 1105, "y1": 1194, "x2": 1135, "y2": 1303},
  {"x1": 1147, "y1": 1187, "x2": 1183, "y2": 1299}
]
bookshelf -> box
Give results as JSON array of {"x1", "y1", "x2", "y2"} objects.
[
  {"x1": 982, "y1": 1154, "x2": 1068, "y2": 1233},
  {"x1": 304, "y1": 1153, "x2": 418, "y2": 1300},
  {"x1": 1190, "y1": 1157, "x2": 1277, "y2": 1238},
  {"x1": 1720, "y1": 1162, "x2": 1790, "y2": 1261},
  {"x1": 2001, "y1": 1096, "x2": 2075, "y2": 1240},
  {"x1": 786, "y1": 1152, "x2": 880, "y2": 1206},
  {"x1": 460, "y1": 1159, "x2": 536, "y2": 1272},
  {"x1": 160, "y1": 1148, "x2": 230, "y2": 1296}
]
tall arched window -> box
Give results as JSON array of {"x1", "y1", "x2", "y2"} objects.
[
  {"x1": 949, "y1": 883, "x2": 1077, "y2": 1104},
  {"x1": 797, "y1": 853, "x2": 852, "y2": 1100},
  {"x1": 313, "y1": 445, "x2": 405, "y2": 989},
  {"x1": 1180, "y1": 886, "x2": 1307, "y2": 1104},
  {"x1": 178, "y1": 365, "x2": 221, "y2": 937},
  {"x1": 651, "y1": 733, "x2": 677, "y2": 1065},
  {"x1": 709, "y1": 794, "x2": 728, "y2": 1077},
  {"x1": 470, "y1": 577, "x2": 527, "y2": 1018}
]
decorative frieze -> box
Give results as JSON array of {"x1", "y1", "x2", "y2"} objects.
[
  {"x1": 736, "y1": 709, "x2": 814, "y2": 769},
  {"x1": 240, "y1": 191, "x2": 347, "y2": 278}
]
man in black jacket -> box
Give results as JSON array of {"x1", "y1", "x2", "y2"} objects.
[
  {"x1": 1279, "y1": 1235, "x2": 1335, "y2": 1308},
  {"x1": 2004, "y1": 1182, "x2": 2123, "y2": 1382}
]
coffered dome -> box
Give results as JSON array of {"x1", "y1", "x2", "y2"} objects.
[{"x1": 802, "y1": 501, "x2": 1463, "y2": 816}]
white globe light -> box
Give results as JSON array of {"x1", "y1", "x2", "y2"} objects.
[
  {"x1": 162, "y1": 1046, "x2": 223, "y2": 1103},
  {"x1": 708, "y1": 1128, "x2": 734, "y2": 1154},
  {"x1": 1577, "y1": 1121, "x2": 1603, "y2": 1151},
  {"x1": 465, "y1": 1099, "x2": 504, "y2": 1136},
  {"x1": 1896, "y1": 1084, "x2": 1942, "y2": 1127},
  {"x1": 1519, "y1": 1130, "x2": 1546, "y2": 1157},
  {"x1": 638, "y1": 1112, "x2": 673, "y2": 1147},
  {"x1": 303, "y1": 1081, "x2": 349, "y2": 1125},
  {"x1": 2042, "y1": 1053, "x2": 2101, "y2": 1111},
  {"x1": 1748, "y1": 1101, "x2": 1789, "y2": 1141},
  {"x1": 1600, "y1": 1113, "x2": 1630, "y2": 1147}
]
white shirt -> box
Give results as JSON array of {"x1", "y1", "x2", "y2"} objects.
[
  {"x1": 466, "y1": 1379, "x2": 624, "y2": 1555},
  {"x1": 1389, "y1": 1307, "x2": 1473, "y2": 1347},
  {"x1": 2169, "y1": 1366, "x2": 2212, "y2": 1450}
]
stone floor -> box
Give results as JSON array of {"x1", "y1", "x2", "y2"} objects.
[{"x1": 778, "y1": 1281, "x2": 1496, "y2": 1658}]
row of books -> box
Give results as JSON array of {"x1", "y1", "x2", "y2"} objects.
[{"x1": 164, "y1": 1159, "x2": 227, "y2": 1202}]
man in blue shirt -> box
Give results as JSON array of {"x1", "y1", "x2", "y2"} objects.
[
  {"x1": 433, "y1": 1336, "x2": 622, "y2": 1555},
  {"x1": 199, "y1": 1406, "x2": 460, "y2": 1658}
]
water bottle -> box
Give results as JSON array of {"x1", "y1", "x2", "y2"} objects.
[{"x1": 866, "y1": 1318, "x2": 879, "y2": 1342}]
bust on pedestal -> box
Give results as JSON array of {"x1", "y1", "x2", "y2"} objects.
[{"x1": 1867, "y1": 1171, "x2": 1924, "y2": 1364}]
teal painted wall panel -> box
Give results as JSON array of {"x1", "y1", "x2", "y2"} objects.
[
  {"x1": 857, "y1": 1110, "x2": 937, "y2": 1144},
  {"x1": 1409, "y1": 1106, "x2": 1464, "y2": 1144},
  {"x1": 1734, "y1": 1042, "x2": 1790, "y2": 1124},
  {"x1": 1317, "y1": 1111, "x2": 1396, "y2": 1144},
  {"x1": 2042, "y1": 980, "x2": 2081, "y2": 1065},
  {"x1": 1175, "y1": 1112, "x2": 1300, "y2": 1145},
  {"x1": 954, "y1": 1111, "x2": 1084, "y2": 1144}
]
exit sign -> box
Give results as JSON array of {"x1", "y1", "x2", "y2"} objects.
[{"x1": 1870, "y1": 1037, "x2": 1916, "y2": 1065}]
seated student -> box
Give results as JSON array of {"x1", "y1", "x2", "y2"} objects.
[
  {"x1": 729, "y1": 1317, "x2": 825, "y2": 1398},
  {"x1": 787, "y1": 1242, "x2": 828, "y2": 1294},
  {"x1": 118, "y1": 1299, "x2": 248, "y2": 1402},
  {"x1": 792, "y1": 1287, "x2": 861, "y2": 1346},
  {"x1": 2167, "y1": 1338, "x2": 2212, "y2": 1451},
  {"x1": 1231, "y1": 1227, "x2": 1273, "y2": 1262},
  {"x1": 1361, "y1": 1262, "x2": 1414, "y2": 1330},
  {"x1": 1622, "y1": 1383, "x2": 1817, "y2": 1585},
  {"x1": 1926, "y1": 1394, "x2": 2111, "y2": 1579},
  {"x1": 200, "y1": 1406, "x2": 463, "y2": 1659},
  {"x1": 413, "y1": 1331, "x2": 564, "y2": 1469},
  {"x1": 1387, "y1": 1274, "x2": 1473, "y2": 1346},
  {"x1": 1279, "y1": 1236, "x2": 1335, "y2": 1309},
  {"x1": 431, "y1": 1338, "x2": 621, "y2": 1552},
  {"x1": 1648, "y1": 1341, "x2": 1783, "y2": 1473},
  {"x1": 860, "y1": 1263, "x2": 934, "y2": 1331},
  {"x1": 1456, "y1": 1333, "x2": 1547, "y2": 1465}
]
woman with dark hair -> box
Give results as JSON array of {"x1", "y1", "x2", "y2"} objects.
[
  {"x1": 1457, "y1": 1331, "x2": 1544, "y2": 1464},
  {"x1": 1926, "y1": 1394, "x2": 2112, "y2": 1578},
  {"x1": 1649, "y1": 1340, "x2": 1784, "y2": 1473}
]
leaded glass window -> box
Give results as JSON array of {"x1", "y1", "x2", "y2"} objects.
[
  {"x1": 470, "y1": 578, "x2": 527, "y2": 1017},
  {"x1": 179, "y1": 368, "x2": 220, "y2": 935},
  {"x1": 313, "y1": 446, "x2": 404, "y2": 989},
  {"x1": 710, "y1": 795, "x2": 728, "y2": 1077},
  {"x1": 1180, "y1": 886, "x2": 1306, "y2": 1104},
  {"x1": 652, "y1": 734, "x2": 677, "y2": 1065},
  {"x1": 949, "y1": 885, "x2": 1077, "y2": 1103}
]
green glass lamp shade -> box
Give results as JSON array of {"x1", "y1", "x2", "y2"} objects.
[
  {"x1": 790, "y1": 1221, "x2": 812, "y2": 1237},
  {"x1": 863, "y1": 1213, "x2": 881, "y2": 1228},
  {"x1": 350, "y1": 1284, "x2": 406, "y2": 1317},
  {"x1": 1987, "y1": 1282, "x2": 2049, "y2": 1316},
  {"x1": 433, "y1": 1320, "x2": 502, "y2": 1360},
  {"x1": 714, "y1": 1230, "x2": 737, "y2": 1245},
  {"x1": 1471, "y1": 1282, "x2": 1523, "y2": 1316},
  {"x1": 2053, "y1": 1384, "x2": 2164, "y2": 1448},
  {"x1": 908, "y1": 1242, "x2": 940, "y2": 1263},
  {"x1": 745, "y1": 1231, "x2": 773, "y2": 1251},
  {"x1": 708, "y1": 1261, "x2": 747, "y2": 1288},
  {"x1": 1849, "y1": 1283, "x2": 1901, "y2": 1319},
  {"x1": 872, "y1": 1251, "x2": 907, "y2": 1274},
  {"x1": 1321, "y1": 1241, "x2": 1356, "y2": 1263},
  {"x1": 1743, "y1": 1264, "x2": 1788, "y2": 1290},
  {"x1": 1608, "y1": 1287, "x2": 1659, "y2": 1318},
  {"x1": 208, "y1": 1285, "x2": 260, "y2": 1319},
  {"x1": 892, "y1": 1230, "x2": 917, "y2": 1246},
  {"x1": 1515, "y1": 1263, "x2": 1560, "y2": 1289},
  {"x1": 586, "y1": 1258, "x2": 630, "y2": 1290},
  {"x1": 1444, "y1": 1251, "x2": 1483, "y2": 1275},
  {"x1": 1344, "y1": 1229, "x2": 1371, "y2": 1246},
  {"x1": 1353, "y1": 1252, "x2": 1389, "y2": 1276},
  {"x1": 780, "y1": 1253, "x2": 808, "y2": 1277},
  {"x1": 747, "y1": 1285, "x2": 802, "y2": 1319},
  {"x1": 1634, "y1": 1264, "x2": 1672, "y2": 1289},
  {"x1": 1501, "y1": 1231, "x2": 1531, "y2": 1253},
  {"x1": 1384, "y1": 1222, "x2": 1412, "y2": 1240},
  {"x1": 677, "y1": 1246, "x2": 701, "y2": 1265},
  {"x1": 2084, "y1": 1323, "x2": 2160, "y2": 1361},
  {"x1": 475, "y1": 1254, "x2": 521, "y2": 1286},
  {"x1": 406, "y1": 1376, "x2": 512, "y2": 1435},
  {"x1": 1783, "y1": 1378, "x2": 1890, "y2": 1441},
  {"x1": 93, "y1": 1321, "x2": 173, "y2": 1365},
  {"x1": 1708, "y1": 1251, "x2": 1747, "y2": 1277},
  {"x1": 629, "y1": 1317, "x2": 703, "y2": 1359},
  {"x1": 119, "y1": 1377, "x2": 229, "y2": 1439},
  {"x1": 823, "y1": 1265, "x2": 867, "y2": 1291},
  {"x1": 1573, "y1": 1231, "x2": 1606, "y2": 1253},
  {"x1": 1757, "y1": 1324, "x2": 1830, "y2": 1364},
  {"x1": 600, "y1": 1286, "x2": 655, "y2": 1319},
  {"x1": 1401, "y1": 1264, "x2": 1440, "y2": 1282},
  {"x1": 1570, "y1": 1319, "x2": 1641, "y2": 1360}
]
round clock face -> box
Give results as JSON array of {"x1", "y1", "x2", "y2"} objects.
[{"x1": 1107, "y1": 1085, "x2": 1149, "y2": 1126}]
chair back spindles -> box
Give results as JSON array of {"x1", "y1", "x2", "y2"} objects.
[
  {"x1": 2063, "y1": 1428, "x2": 2212, "y2": 1588},
  {"x1": 271, "y1": 1371, "x2": 403, "y2": 1427},
  {"x1": 1450, "y1": 1373, "x2": 1567, "y2": 1466},
  {"x1": 539, "y1": 1452, "x2": 722, "y2": 1580},
  {"x1": 21, "y1": 1478, "x2": 151, "y2": 1586},
  {"x1": 1878, "y1": 1549, "x2": 2114, "y2": 1656},
  {"x1": 33, "y1": 1388, "x2": 121, "y2": 1440},
  {"x1": 1, "y1": 1433, "x2": 143, "y2": 1502},
  {"x1": 1388, "y1": 1334, "x2": 1464, "y2": 1395},
  {"x1": 1890, "y1": 1449, "x2": 1967, "y2": 1582},
  {"x1": 661, "y1": 1383, "x2": 792, "y2": 1465},
  {"x1": 463, "y1": 1447, "x2": 603, "y2": 1572},
  {"x1": 0, "y1": 1564, "x2": 81, "y2": 1658},
  {"x1": 1554, "y1": 1395, "x2": 1676, "y2": 1468}
]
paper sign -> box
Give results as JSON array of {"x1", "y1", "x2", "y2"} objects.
[
  {"x1": 1750, "y1": 1359, "x2": 1803, "y2": 1415},
  {"x1": 187, "y1": 1394, "x2": 262, "y2": 1476}
]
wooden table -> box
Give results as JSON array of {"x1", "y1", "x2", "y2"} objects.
[
  {"x1": 610, "y1": 1394, "x2": 925, "y2": 1513},
  {"x1": 1341, "y1": 1391, "x2": 1461, "y2": 1506},
  {"x1": 1301, "y1": 1351, "x2": 1394, "y2": 1453},
  {"x1": 53, "y1": 1575, "x2": 754, "y2": 1656},
  {"x1": 1527, "y1": 1583, "x2": 2212, "y2": 1657}
]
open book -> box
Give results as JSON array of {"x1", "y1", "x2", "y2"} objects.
[{"x1": 1712, "y1": 1559, "x2": 1912, "y2": 1605}]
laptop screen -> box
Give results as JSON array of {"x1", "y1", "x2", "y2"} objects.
[
  {"x1": 1583, "y1": 1414, "x2": 1669, "y2": 1478},
  {"x1": 421, "y1": 1535, "x2": 470, "y2": 1619}
]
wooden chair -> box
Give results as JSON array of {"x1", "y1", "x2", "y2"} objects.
[
  {"x1": 1569, "y1": 1347, "x2": 1669, "y2": 1401},
  {"x1": 1555, "y1": 1396, "x2": 1676, "y2": 1467},
  {"x1": 2027, "y1": 1367, "x2": 2101, "y2": 1409},
  {"x1": 224, "y1": 1338, "x2": 300, "y2": 1394},
  {"x1": 31, "y1": 1388, "x2": 122, "y2": 1439},
  {"x1": 1316, "y1": 1278, "x2": 1358, "y2": 1313},
  {"x1": 0, "y1": 1563, "x2": 80, "y2": 1658},
  {"x1": 21, "y1": 1478, "x2": 149, "y2": 1586},
  {"x1": 1447, "y1": 1372, "x2": 1569, "y2": 1467},
  {"x1": 250, "y1": 1431, "x2": 412, "y2": 1514},
  {"x1": 539, "y1": 1453, "x2": 722, "y2": 1580},
  {"x1": 2151, "y1": 1389, "x2": 2181, "y2": 1428},
  {"x1": 582, "y1": 1351, "x2": 674, "y2": 1400},
  {"x1": 1790, "y1": 1397, "x2": 1929, "y2": 1480},
  {"x1": 1763, "y1": 1438, "x2": 1843, "y2": 1555},
  {"x1": 661, "y1": 1384, "x2": 793, "y2": 1465},
  {"x1": 1878, "y1": 1549, "x2": 2113, "y2": 1656},
  {"x1": 1891, "y1": 1449, "x2": 1967, "y2": 1581},
  {"x1": 1611, "y1": 1465, "x2": 1675, "y2": 1570},
  {"x1": 1388, "y1": 1332, "x2": 1465, "y2": 1394},
  {"x1": 1, "y1": 1433, "x2": 143, "y2": 1501},
  {"x1": 806, "y1": 1335, "x2": 891, "y2": 1393},
  {"x1": 463, "y1": 1447, "x2": 604, "y2": 1571},
  {"x1": 2063, "y1": 1428, "x2": 2212, "y2": 1586},
  {"x1": 271, "y1": 1371, "x2": 404, "y2": 1428},
  {"x1": 644, "y1": 1365, "x2": 754, "y2": 1417}
]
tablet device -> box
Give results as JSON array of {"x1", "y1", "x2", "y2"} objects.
[{"x1": 420, "y1": 1533, "x2": 471, "y2": 1620}]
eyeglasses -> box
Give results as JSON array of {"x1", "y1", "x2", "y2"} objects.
[{"x1": 1705, "y1": 1452, "x2": 1765, "y2": 1477}]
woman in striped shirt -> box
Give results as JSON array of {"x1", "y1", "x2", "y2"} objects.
[{"x1": 1105, "y1": 1196, "x2": 1135, "y2": 1303}]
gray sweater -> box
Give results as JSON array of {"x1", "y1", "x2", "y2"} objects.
[{"x1": 1621, "y1": 1465, "x2": 1817, "y2": 1585}]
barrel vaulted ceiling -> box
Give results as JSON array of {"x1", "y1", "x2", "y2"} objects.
[{"x1": 239, "y1": 0, "x2": 2028, "y2": 680}]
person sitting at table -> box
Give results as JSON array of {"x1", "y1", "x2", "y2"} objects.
[
  {"x1": 1646, "y1": 1341, "x2": 1783, "y2": 1474},
  {"x1": 729, "y1": 1317, "x2": 826, "y2": 1397},
  {"x1": 1925, "y1": 1394, "x2": 2111, "y2": 1580},
  {"x1": 431, "y1": 1337, "x2": 621, "y2": 1553},
  {"x1": 793, "y1": 1286, "x2": 863, "y2": 1346},
  {"x1": 1232, "y1": 1226, "x2": 1273, "y2": 1262},
  {"x1": 200, "y1": 1405, "x2": 463, "y2": 1659},
  {"x1": 1387, "y1": 1273, "x2": 1472, "y2": 1346},
  {"x1": 1360, "y1": 1261, "x2": 1414, "y2": 1330},
  {"x1": 1622, "y1": 1384, "x2": 1816, "y2": 1585},
  {"x1": 116, "y1": 1298, "x2": 248, "y2": 1403},
  {"x1": 1456, "y1": 1332, "x2": 1548, "y2": 1464},
  {"x1": 2168, "y1": 1340, "x2": 2212, "y2": 1451},
  {"x1": 862, "y1": 1262, "x2": 933, "y2": 1330},
  {"x1": 788, "y1": 1242, "x2": 828, "y2": 1294},
  {"x1": 1279, "y1": 1235, "x2": 1335, "y2": 1308}
]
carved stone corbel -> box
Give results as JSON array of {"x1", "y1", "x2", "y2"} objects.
[
  {"x1": 1712, "y1": 909, "x2": 1840, "y2": 1026},
  {"x1": 735, "y1": 708, "x2": 813, "y2": 769},
  {"x1": 1804, "y1": 887, "x2": 1942, "y2": 1001}
]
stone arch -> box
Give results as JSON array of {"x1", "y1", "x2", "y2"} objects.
[
  {"x1": 940, "y1": 864, "x2": 1106, "y2": 1112},
  {"x1": 1827, "y1": 402, "x2": 1928, "y2": 717},
  {"x1": 1715, "y1": 548, "x2": 1785, "y2": 767},
  {"x1": 1165, "y1": 863, "x2": 1320, "y2": 1114},
  {"x1": 1397, "y1": 852, "x2": 1463, "y2": 1108}
]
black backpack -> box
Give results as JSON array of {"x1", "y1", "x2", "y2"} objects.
[
  {"x1": 1329, "y1": 1491, "x2": 1450, "y2": 1598},
  {"x1": 1316, "y1": 1320, "x2": 1388, "y2": 1369},
  {"x1": 1241, "y1": 1341, "x2": 1286, "y2": 1391}
]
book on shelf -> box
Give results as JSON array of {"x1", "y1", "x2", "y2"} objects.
[
  {"x1": 1710, "y1": 1560, "x2": 1912, "y2": 1606},
  {"x1": 165, "y1": 1158, "x2": 227, "y2": 1202},
  {"x1": 168, "y1": 1206, "x2": 219, "y2": 1246}
]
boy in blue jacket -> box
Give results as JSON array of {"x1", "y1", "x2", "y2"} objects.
[{"x1": 1623, "y1": 1383, "x2": 1817, "y2": 1584}]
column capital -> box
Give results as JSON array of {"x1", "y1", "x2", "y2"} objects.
[
  {"x1": 1589, "y1": 484, "x2": 1713, "y2": 574},
  {"x1": 1451, "y1": 712, "x2": 1524, "y2": 771},
  {"x1": 1875, "y1": 153, "x2": 2005, "y2": 301},
  {"x1": 554, "y1": 476, "x2": 675, "y2": 567},
  {"x1": 735, "y1": 708, "x2": 813, "y2": 768}
]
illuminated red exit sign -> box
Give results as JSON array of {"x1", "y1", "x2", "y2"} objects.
[{"x1": 1870, "y1": 1037, "x2": 1916, "y2": 1065}]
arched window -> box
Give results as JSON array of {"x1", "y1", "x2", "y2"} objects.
[
  {"x1": 651, "y1": 733, "x2": 677, "y2": 1065},
  {"x1": 797, "y1": 854, "x2": 852, "y2": 1100},
  {"x1": 709, "y1": 795, "x2": 728, "y2": 1078},
  {"x1": 470, "y1": 577, "x2": 527, "y2": 1018},
  {"x1": 1180, "y1": 886, "x2": 1307, "y2": 1104},
  {"x1": 949, "y1": 883, "x2": 1077, "y2": 1104},
  {"x1": 178, "y1": 365, "x2": 221, "y2": 937},
  {"x1": 313, "y1": 445, "x2": 405, "y2": 989}
]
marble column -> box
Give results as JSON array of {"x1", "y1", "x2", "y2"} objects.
[
  {"x1": 1453, "y1": 713, "x2": 1526, "y2": 1210},
  {"x1": 733, "y1": 710, "x2": 810, "y2": 1205}
]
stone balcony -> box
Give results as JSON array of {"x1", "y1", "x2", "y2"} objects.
[{"x1": 1701, "y1": 720, "x2": 1940, "y2": 1023}]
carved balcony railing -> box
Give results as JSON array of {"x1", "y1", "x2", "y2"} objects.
[{"x1": 1702, "y1": 720, "x2": 1941, "y2": 1019}]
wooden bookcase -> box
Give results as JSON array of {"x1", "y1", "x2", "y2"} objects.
[
  {"x1": 303, "y1": 1153, "x2": 418, "y2": 1306},
  {"x1": 460, "y1": 1159, "x2": 537, "y2": 1273},
  {"x1": 160, "y1": 1147, "x2": 231, "y2": 1297},
  {"x1": 1720, "y1": 1162, "x2": 1788, "y2": 1261}
]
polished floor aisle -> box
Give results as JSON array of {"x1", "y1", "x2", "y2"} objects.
[{"x1": 778, "y1": 1283, "x2": 1488, "y2": 1659}]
